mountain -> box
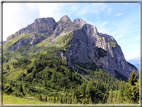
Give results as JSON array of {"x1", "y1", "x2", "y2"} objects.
[
  {"x1": 127, "y1": 59, "x2": 140, "y2": 70},
  {"x1": 3, "y1": 15, "x2": 137, "y2": 80},
  {"x1": 3, "y1": 15, "x2": 140, "y2": 104}
]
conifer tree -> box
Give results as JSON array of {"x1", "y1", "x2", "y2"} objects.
[
  {"x1": 89, "y1": 97, "x2": 92, "y2": 104},
  {"x1": 6, "y1": 86, "x2": 13, "y2": 95},
  {"x1": 82, "y1": 99, "x2": 85, "y2": 104},
  {"x1": 45, "y1": 96, "x2": 47, "y2": 101},
  {"x1": 69, "y1": 97, "x2": 72, "y2": 104},
  {"x1": 65, "y1": 97, "x2": 67, "y2": 103},
  {"x1": 128, "y1": 69, "x2": 139, "y2": 103},
  {"x1": 113, "y1": 91, "x2": 117, "y2": 102},
  {"x1": 116, "y1": 70, "x2": 139, "y2": 104},
  {"x1": 63, "y1": 86, "x2": 66, "y2": 93},
  {"x1": 86, "y1": 84, "x2": 90, "y2": 97},
  {"x1": 54, "y1": 96, "x2": 56, "y2": 103},
  {"x1": 19, "y1": 84, "x2": 23, "y2": 93},
  {"x1": 19, "y1": 84, "x2": 25, "y2": 96},
  {"x1": 118, "y1": 83, "x2": 124, "y2": 103},
  {"x1": 39, "y1": 95, "x2": 42, "y2": 101},
  {"x1": 75, "y1": 95, "x2": 77, "y2": 104},
  {"x1": 57, "y1": 97, "x2": 59, "y2": 102},
  {"x1": 128, "y1": 69, "x2": 137, "y2": 86},
  {"x1": 44, "y1": 81, "x2": 47, "y2": 87},
  {"x1": 60, "y1": 97, "x2": 62, "y2": 103},
  {"x1": 6, "y1": 64, "x2": 10, "y2": 70},
  {"x1": 72, "y1": 91, "x2": 75, "y2": 99},
  {"x1": 108, "y1": 89, "x2": 113, "y2": 103}
]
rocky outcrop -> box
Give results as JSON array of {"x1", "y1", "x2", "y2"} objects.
[
  {"x1": 9, "y1": 34, "x2": 46, "y2": 51},
  {"x1": 57, "y1": 23, "x2": 136, "y2": 78},
  {"x1": 50, "y1": 15, "x2": 79, "y2": 39},
  {"x1": 15, "y1": 17, "x2": 57, "y2": 35},
  {"x1": 7, "y1": 35, "x2": 14, "y2": 41},
  {"x1": 73, "y1": 18, "x2": 87, "y2": 26},
  {"x1": 9, "y1": 38, "x2": 32, "y2": 51},
  {"x1": 30, "y1": 34, "x2": 46, "y2": 45}
]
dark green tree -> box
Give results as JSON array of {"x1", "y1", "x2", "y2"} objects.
[
  {"x1": 74, "y1": 95, "x2": 77, "y2": 104},
  {"x1": 6, "y1": 64, "x2": 10, "y2": 70},
  {"x1": 53, "y1": 96, "x2": 56, "y2": 103},
  {"x1": 107, "y1": 89, "x2": 113, "y2": 103},
  {"x1": 60, "y1": 97, "x2": 62, "y2": 103},
  {"x1": 39, "y1": 95, "x2": 42, "y2": 101},
  {"x1": 128, "y1": 69, "x2": 137, "y2": 86},
  {"x1": 19, "y1": 84, "x2": 24, "y2": 94},
  {"x1": 45, "y1": 96, "x2": 47, "y2": 101}
]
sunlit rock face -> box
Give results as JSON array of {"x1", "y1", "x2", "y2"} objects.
[
  {"x1": 15, "y1": 17, "x2": 57, "y2": 35},
  {"x1": 8, "y1": 15, "x2": 136, "y2": 79},
  {"x1": 9, "y1": 34, "x2": 46, "y2": 51},
  {"x1": 73, "y1": 18, "x2": 87, "y2": 26},
  {"x1": 58, "y1": 22, "x2": 136, "y2": 78}
]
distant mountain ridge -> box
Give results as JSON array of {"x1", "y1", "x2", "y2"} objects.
[
  {"x1": 3, "y1": 15, "x2": 137, "y2": 80},
  {"x1": 127, "y1": 59, "x2": 140, "y2": 70}
]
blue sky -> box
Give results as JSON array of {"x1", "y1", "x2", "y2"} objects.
[{"x1": 3, "y1": 3, "x2": 140, "y2": 61}]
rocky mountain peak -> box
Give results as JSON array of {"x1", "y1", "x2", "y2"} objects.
[
  {"x1": 73, "y1": 18, "x2": 87, "y2": 26},
  {"x1": 15, "y1": 17, "x2": 57, "y2": 35},
  {"x1": 82, "y1": 24, "x2": 98, "y2": 36},
  {"x1": 60, "y1": 15, "x2": 72, "y2": 23},
  {"x1": 51, "y1": 15, "x2": 76, "y2": 39}
]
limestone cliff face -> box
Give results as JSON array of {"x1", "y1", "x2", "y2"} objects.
[
  {"x1": 9, "y1": 34, "x2": 46, "y2": 50},
  {"x1": 50, "y1": 15, "x2": 79, "y2": 39},
  {"x1": 73, "y1": 18, "x2": 87, "y2": 26},
  {"x1": 57, "y1": 23, "x2": 136, "y2": 78},
  {"x1": 15, "y1": 17, "x2": 57, "y2": 35}
]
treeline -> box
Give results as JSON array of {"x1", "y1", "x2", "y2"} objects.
[
  {"x1": 2, "y1": 46, "x2": 139, "y2": 104},
  {"x1": 107, "y1": 70, "x2": 139, "y2": 104},
  {"x1": 2, "y1": 48, "x2": 109, "y2": 104},
  {"x1": 75, "y1": 63, "x2": 125, "y2": 91},
  {"x1": 35, "y1": 81, "x2": 108, "y2": 104}
]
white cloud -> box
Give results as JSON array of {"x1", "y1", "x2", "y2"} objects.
[
  {"x1": 3, "y1": 3, "x2": 39, "y2": 41},
  {"x1": 111, "y1": 16, "x2": 138, "y2": 40},
  {"x1": 38, "y1": 3, "x2": 67, "y2": 22},
  {"x1": 114, "y1": 28, "x2": 139, "y2": 40},
  {"x1": 115, "y1": 13, "x2": 123, "y2": 16},
  {"x1": 2, "y1": 3, "x2": 111, "y2": 41},
  {"x1": 118, "y1": 36, "x2": 140, "y2": 43},
  {"x1": 115, "y1": 34, "x2": 125, "y2": 39},
  {"x1": 95, "y1": 21, "x2": 109, "y2": 33},
  {"x1": 123, "y1": 50, "x2": 140, "y2": 60},
  {"x1": 70, "y1": 3, "x2": 108, "y2": 16}
]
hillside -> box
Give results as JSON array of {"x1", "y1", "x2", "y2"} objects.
[{"x1": 2, "y1": 15, "x2": 139, "y2": 104}]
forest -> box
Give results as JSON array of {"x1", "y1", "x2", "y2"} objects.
[{"x1": 2, "y1": 46, "x2": 140, "y2": 104}]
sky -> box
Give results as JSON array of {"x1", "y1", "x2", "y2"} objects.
[{"x1": 3, "y1": 3, "x2": 140, "y2": 61}]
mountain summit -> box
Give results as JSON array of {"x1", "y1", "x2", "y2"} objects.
[
  {"x1": 4, "y1": 15, "x2": 137, "y2": 80},
  {"x1": 15, "y1": 17, "x2": 57, "y2": 35},
  {"x1": 73, "y1": 18, "x2": 87, "y2": 26}
]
